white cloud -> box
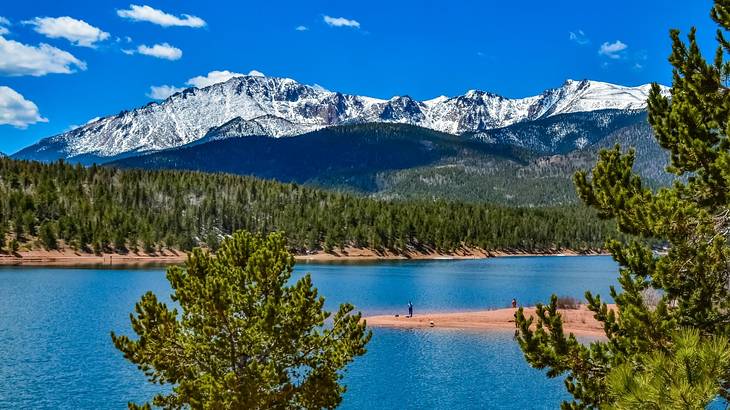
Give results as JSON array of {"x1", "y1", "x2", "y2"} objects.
[
  {"x1": 0, "y1": 86, "x2": 48, "y2": 128},
  {"x1": 185, "y1": 70, "x2": 246, "y2": 88},
  {"x1": 0, "y1": 35, "x2": 86, "y2": 76},
  {"x1": 569, "y1": 30, "x2": 589, "y2": 45},
  {"x1": 136, "y1": 43, "x2": 182, "y2": 60},
  {"x1": 23, "y1": 16, "x2": 110, "y2": 48},
  {"x1": 147, "y1": 69, "x2": 266, "y2": 99},
  {"x1": 147, "y1": 84, "x2": 185, "y2": 99},
  {"x1": 323, "y1": 15, "x2": 360, "y2": 28},
  {"x1": 0, "y1": 17, "x2": 10, "y2": 35},
  {"x1": 598, "y1": 40, "x2": 628, "y2": 59},
  {"x1": 117, "y1": 4, "x2": 206, "y2": 28},
  {"x1": 121, "y1": 48, "x2": 135, "y2": 55},
  {"x1": 295, "y1": 25, "x2": 308, "y2": 31}
]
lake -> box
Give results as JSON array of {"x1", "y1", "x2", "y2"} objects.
[{"x1": 0, "y1": 256, "x2": 618, "y2": 409}]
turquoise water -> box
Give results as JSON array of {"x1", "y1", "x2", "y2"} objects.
[{"x1": 0, "y1": 256, "x2": 618, "y2": 409}]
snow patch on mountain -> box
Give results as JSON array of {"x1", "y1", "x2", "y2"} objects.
[{"x1": 14, "y1": 75, "x2": 668, "y2": 162}]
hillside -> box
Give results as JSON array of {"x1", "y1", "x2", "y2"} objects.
[
  {"x1": 110, "y1": 113, "x2": 672, "y2": 205},
  {"x1": 0, "y1": 157, "x2": 617, "y2": 256},
  {"x1": 109, "y1": 123, "x2": 533, "y2": 192}
]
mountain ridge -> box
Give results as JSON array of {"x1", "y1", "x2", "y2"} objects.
[
  {"x1": 108, "y1": 111, "x2": 670, "y2": 205},
  {"x1": 13, "y1": 75, "x2": 668, "y2": 163}
]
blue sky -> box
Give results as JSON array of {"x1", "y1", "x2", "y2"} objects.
[{"x1": 0, "y1": 0, "x2": 719, "y2": 154}]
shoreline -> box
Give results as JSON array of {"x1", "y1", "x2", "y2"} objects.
[
  {"x1": 294, "y1": 246, "x2": 607, "y2": 262},
  {"x1": 0, "y1": 250, "x2": 187, "y2": 266},
  {"x1": 363, "y1": 305, "x2": 611, "y2": 337},
  {"x1": 0, "y1": 246, "x2": 608, "y2": 267}
]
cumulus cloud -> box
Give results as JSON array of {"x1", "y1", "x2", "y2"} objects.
[
  {"x1": 295, "y1": 25, "x2": 308, "y2": 31},
  {"x1": 117, "y1": 4, "x2": 206, "y2": 28},
  {"x1": 569, "y1": 30, "x2": 589, "y2": 45},
  {"x1": 147, "y1": 69, "x2": 266, "y2": 100},
  {"x1": 0, "y1": 36, "x2": 86, "y2": 76},
  {"x1": 323, "y1": 15, "x2": 360, "y2": 28},
  {"x1": 136, "y1": 43, "x2": 182, "y2": 60},
  {"x1": 147, "y1": 84, "x2": 185, "y2": 99},
  {"x1": 598, "y1": 40, "x2": 628, "y2": 59},
  {"x1": 23, "y1": 16, "x2": 110, "y2": 48},
  {"x1": 0, "y1": 86, "x2": 48, "y2": 128}
]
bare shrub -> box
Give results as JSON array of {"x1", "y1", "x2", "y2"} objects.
[
  {"x1": 641, "y1": 288, "x2": 662, "y2": 309},
  {"x1": 556, "y1": 295, "x2": 581, "y2": 309}
]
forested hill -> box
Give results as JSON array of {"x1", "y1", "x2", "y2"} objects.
[
  {"x1": 108, "y1": 123, "x2": 533, "y2": 193},
  {"x1": 0, "y1": 158, "x2": 617, "y2": 255},
  {"x1": 108, "y1": 116, "x2": 669, "y2": 206}
]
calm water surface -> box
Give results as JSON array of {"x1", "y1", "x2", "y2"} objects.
[{"x1": 0, "y1": 256, "x2": 618, "y2": 409}]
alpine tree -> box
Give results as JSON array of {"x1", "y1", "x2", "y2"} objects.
[
  {"x1": 111, "y1": 231, "x2": 371, "y2": 409},
  {"x1": 515, "y1": 1, "x2": 730, "y2": 408}
]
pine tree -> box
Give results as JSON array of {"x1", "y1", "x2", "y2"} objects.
[
  {"x1": 39, "y1": 221, "x2": 57, "y2": 250},
  {"x1": 606, "y1": 329, "x2": 730, "y2": 409},
  {"x1": 8, "y1": 238, "x2": 19, "y2": 254},
  {"x1": 516, "y1": 1, "x2": 730, "y2": 407},
  {"x1": 111, "y1": 231, "x2": 371, "y2": 409}
]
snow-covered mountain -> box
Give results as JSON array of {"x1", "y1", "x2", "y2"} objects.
[{"x1": 13, "y1": 75, "x2": 666, "y2": 163}]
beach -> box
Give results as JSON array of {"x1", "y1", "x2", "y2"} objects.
[
  {"x1": 0, "y1": 249, "x2": 187, "y2": 266},
  {"x1": 0, "y1": 246, "x2": 607, "y2": 266},
  {"x1": 364, "y1": 305, "x2": 612, "y2": 337}
]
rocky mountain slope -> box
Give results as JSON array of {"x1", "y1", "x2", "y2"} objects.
[
  {"x1": 109, "y1": 111, "x2": 671, "y2": 205},
  {"x1": 13, "y1": 74, "x2": 665, "y2": 164}
]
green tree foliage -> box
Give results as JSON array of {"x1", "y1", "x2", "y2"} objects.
[
  {"x1": 606, "y1": 329, "x2": 730, "y2": 410},
  {"x1": 111, "y1": 231, "x2": 371, "y2": 409},
  {"x1": 0, "y1": 157, "x2": 616, "y2": 254},
  {"x1": 38, "y1": 221, "x2": 57, "y2": 250},
  {"x1": 515, "y1": 1, "x2": 730, "y2": 408}
]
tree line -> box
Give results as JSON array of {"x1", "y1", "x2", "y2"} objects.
[{"x1": 0, "y1": 157, "x2": 617, "y2": 254}]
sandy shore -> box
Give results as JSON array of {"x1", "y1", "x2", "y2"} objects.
[
  {"x1": 364, "y1": 305, "x2": 612, "y2": 337},
  {"x1": 0, "y1": 249, "x2": 187, "y2": 266},
  {"x1": 0, "y1": 246, "x2": 606, "y2": 266}
]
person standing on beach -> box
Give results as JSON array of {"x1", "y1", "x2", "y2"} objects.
[
  {"x1": 512, "y1": 298, "x2": 517, "y2": 308},
  {"x1": 408, "y1": 301, "x2": 413, "y2": 317}
]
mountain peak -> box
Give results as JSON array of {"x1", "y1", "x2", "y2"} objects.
[{"x1": 13, "y1": 76, "x2": 660, "y2": 163}]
